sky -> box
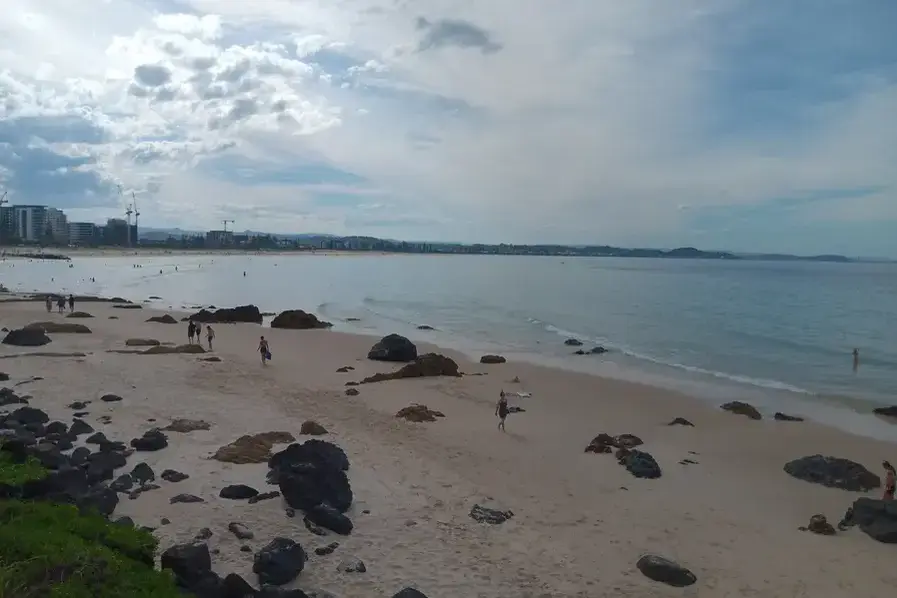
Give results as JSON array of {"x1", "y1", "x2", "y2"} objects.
[{"x1": 1, "y1": 0, "x2": 896, "y2": 257}]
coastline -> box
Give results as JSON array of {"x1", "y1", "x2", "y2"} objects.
[{"x1": 0, "y1": 298, "x2": 893, "y2": 596}]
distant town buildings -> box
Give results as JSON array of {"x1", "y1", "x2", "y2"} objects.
[{"x1": 0, "y1": 203, "x2": 138, "y2": 248}]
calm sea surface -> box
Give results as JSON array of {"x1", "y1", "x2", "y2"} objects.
[{"x1": 3, "y1": 254, "x2": 896, "y2": 440}]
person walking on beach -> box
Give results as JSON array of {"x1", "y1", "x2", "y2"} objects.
[
  {"x1": 68, "y1": 294, "x2": 74, "y2": 312},
  {"x1": 56, "y1": 296, "x2": 65, "y2": 313},
  {"x1": 852, "y1": 348, "x2": 860, "y2": 372},
  {"x1": 496, "y1": 390, "x2": 509, "y2": 432},
  {"x1": 884, "y1": 461, "x2": 896, "y2": 500},
  {"x1": 206, "y1": 325, "x2": 215, "y2": 351},
  {"x1": 258, "y1": 335, "x2": 270, "y2": 366},
  {"x1": 187, "y1": 321, "x2": 196, "y2": 344},
  {"x1": 45, "y1": 296, "x2": 52, "y2": 313},
  {"x1": 195, "y1": 321, "x2": 202, "y2": 341}
]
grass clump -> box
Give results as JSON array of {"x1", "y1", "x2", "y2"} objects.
[
  {"x1": 0, "y1": 451, "x2": 183, "y2": 597},
  {"x1": 0, "y1": 452, "x2": 47, "y2": 486}
]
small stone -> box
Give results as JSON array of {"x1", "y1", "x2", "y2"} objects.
[
  {"x1": 241, "y1": 545, "x2": 252, "y2": 553},
  {"x1": 345, "y1": 388, "x2": 359, "y2": 396},
  {"x1": 636, "y1": 554, "x2": 697, "y2": 587},
  {"x1": 100, "y1": 394, "x2": 123, "y2": 403},
  {"x1": 285, "y1": 508, "x2": 296, "y2": 518},
  {"x1": 131, "y1": 462, "x2": 155, "y2": 484},
  {"x1": 248, "y1": 490, "x2": 280, "y2": 504},
  {"x1": 667, "y1": 417, "x2": 694, "y2": 427},
  {"x1": 300, "y1": 420, "x2": 328, "y2": 435},
  {"x1": 337, "y1": 557, "x2": 366, "y2": 573},
  {"x1": 194, "y1": 528, "x2": 214, "y2": 541},
  {"x1": 229, "y1": 522, "x2": 255, "y2": 540},
  {"x1": 160, "y1": 517, "x2": 171, "y2": 525},
  {"x1": 161, "y1": 469, "x2": 189, "y2": 483},
  {"x1": 315, "y1": 542, "x2": 339, "y2": 556}
]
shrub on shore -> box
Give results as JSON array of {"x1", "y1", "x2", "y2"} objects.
[{"x1": 0, "y1": 449, "x2": 182, "y2": 597}]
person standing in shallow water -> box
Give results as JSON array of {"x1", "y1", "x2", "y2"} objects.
[
  {"x1": 496, "y1": 390, "x2": 509, "y2": 432},
  {"x1": 853, "y1": 348, "x2": 860, "y2": 372},
  {"x1": 68, "y1": 294, "x2": 74, "y2": 312}
]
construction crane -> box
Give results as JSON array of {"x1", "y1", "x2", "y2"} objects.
[
  {"x1": 131, "y1": 192, "x2": 140, "y2": 245},
  {"x1": 222, "y1": 219, "x2": 235, "y2": 233}
]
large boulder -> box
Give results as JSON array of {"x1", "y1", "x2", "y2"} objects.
[
  {"x1": 142, "y1": 344, "x2": 205, "y2": 355},
  {"x1": 24, "y1": 321, "x2": 91, "y2": 334},
  {"x1": 480, "y1": 354, "x2": 506, "y2": 364},
  {"x1": 146, "y1": 314, "x2": 177, "y2": 324},
  {"x1": 367, "y1": 334, "x2": 417, "y2": 362},
  {"x1": 270, "y1": 440, "x2": 353, "y2": 526},
  {"x1": 783, "y1": 455, "x2": 880, "y2": 491},
  {"x1": 636, "y1": 555, "x2": 697, "y2": 587},
  {"x1": 873, "y1": 405, "x2": 897, "y2": 418},
  {"x1": 253, "y1": 537, "x2": 306, "y2": 586},
  {"x1": 839, "y1": 497, "x2": 897, "y2": 543},
  {"x1": 161, "y1": 542, "x2": 213, "y2": 589},
  {"x1": 362, "y1": 353, "x2": 460, "y2": 383},
  {"x1": 271, "y1": 310, "x2": 333, "y2": 329},
  {"x1": 2, "y1": 328, "x2": 51, "y2": 347},
  {"x1": 189, "y1": 305, "x2": 262, "y2": 324}
]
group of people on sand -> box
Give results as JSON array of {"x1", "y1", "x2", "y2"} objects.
[
  {"x1": 186, "y1": 320, "x2": 215, "y2": 350},
  {"x1": 45, "y1": 294, "x2": 74, "y2": 314}
]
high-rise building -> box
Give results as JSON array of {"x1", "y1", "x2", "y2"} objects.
[
  {"x1": 46, "y1": 208, "x2": 68, "y2": 245},
  {"x1": 68, "y1": 222, "x2": 99, "y2": 246},
  {"x1": 0, "y1": 206, "x2": 15, "y2": 244},
  {"x1": 102, "y1": 218, "x2": 129, "y2": 246},
  {"x1": 12, "y1": 205, "x2": 49, "y2": 243}
]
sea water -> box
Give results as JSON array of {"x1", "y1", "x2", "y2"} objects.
[{"x1": 2, "y1": 254, "x2": 895, "y2": 440}]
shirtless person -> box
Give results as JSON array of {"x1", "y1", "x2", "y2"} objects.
[
  {"x1": 884, "y1": 461, "x2": 896, "y2": 500},
  {"x1": 496, "y1": 390, "x2": 509, "y2": 432}
]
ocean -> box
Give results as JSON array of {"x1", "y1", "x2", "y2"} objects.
[{"x1": 3, "y1": 253, "x2": 896, "y2": 440}]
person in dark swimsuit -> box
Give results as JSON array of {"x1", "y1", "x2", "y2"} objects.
[
  {"x1": 68, "y1": 294, "x2": 75, "y2": 312},
  {"x1": 884, "y1": 461, "x2": 896, "y2": 500},
  {"x1": 259, "y1": 336, "x2": 270, "y2": 366},
  {"x1": 496, "y1": 390, "x2": 509, "y2": 431},
  {"x1": 187, "y1": 321, "x2": 196, "y2": 344}
]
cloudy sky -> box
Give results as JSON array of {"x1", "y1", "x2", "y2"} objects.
[{"x1": 1, "y1": 0, "x2": 895, "y2": 256}]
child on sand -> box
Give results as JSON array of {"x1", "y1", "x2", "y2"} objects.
[
  {"x1": 884, "y1": 461, "x2": 896, "y2": 500},
  {"x1": 496, "y1": 390, "x2": 509, "y2": 432},
  {"x1": 206, "y1": 325, "x2": 215, "y2": 351},
  {"x1": 259, "y1": 336, "x2": 270, "y2": 366}
]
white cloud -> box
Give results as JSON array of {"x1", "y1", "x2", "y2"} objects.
[{"x1": 0, "y1": 0, "x2": 894, "y2": 254}]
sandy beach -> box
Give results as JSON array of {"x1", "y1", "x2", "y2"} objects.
[{"x1": 0, "y1": 298, "x2": 894, "y2": 597}]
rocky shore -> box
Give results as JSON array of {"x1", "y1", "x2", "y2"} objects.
[{"x1": 0, "y1": 297, "x2": 894, "y2": 597}]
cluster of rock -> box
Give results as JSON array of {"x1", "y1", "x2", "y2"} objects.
[
  {"x1": 584, "y1": 432, "x2": 662, "y2": 479},
  {"x1": 362, "y1": 353, "x2": 460, "y2": 383},
  {"x1": 2, "y1": 320, "x2": 97, "y2": 347},
  {"x1": 396, "y1": 404, "x2": 445, "y2": 423},
  {"x1": 189, "y1": 305, "x2": 264, "y2": 324},
  {"x1": 271, "y1": 310, "x2": 332, "y2": 329}
]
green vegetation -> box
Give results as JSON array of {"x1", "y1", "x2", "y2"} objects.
[{"x1": 0, "y1": 449, "x2": 183, "y2": 597}]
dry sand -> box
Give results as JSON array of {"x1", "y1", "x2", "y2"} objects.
[{"x1": 0, "y1": 299, "x2": 893, "y2": 597}]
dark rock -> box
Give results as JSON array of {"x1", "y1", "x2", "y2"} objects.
[
  {"x1": 229, "y1": 522, "x2": 255, "y2": 540},
  {"x1": 77, "y1": 486, "x2": 119, "y2": 516},
  {"x1": 564, "y1": 338, "x2": 583, "y2": 346},
  {"x1": 171, "y1": 493, "x2": 205, "y2": 504},
  {"x1": 336, "y1": 366, "x2": 352, "y2": 373},
  {"x1": 220, "y1": 484, "x2": 260, "y2": 500},
  {"x1": 802, "y1": 514, "x2": 836, "y2": 535},
  {"x1": 70, "y1": 446, "x2": 90, "y2": 466},
  {"x1": 305, "y1": 503, "x2": 353, "y2": 535},
  {"x1": 396, "y1": 404, "x2": 444, "y2": 423},
  {"x1": 873, "y1": 405, "x2": 897, "y2": 418},
  {"x1": 130, "y1": 429, "x2": 168, "y2": 451},
  {"x1": 416, "y1": 324, "x2": 435, "y2": 330},
  {"x1": 636, "y1": 554, "x2": 697, "y2": 587},
  {"x1": 31, "y1": 443, "x2": 67, "y2": 469},
  {"x1": 240, "y1": 545, "x2": 252, "y2": 553},
  {"x1": 161, "y1": 469, "x2": 189, "y2": 483},
  {"x1": 479, "y1": 354, "x2": 506, "y2": 364},
  {"x1": 253, "y1": 537, "x2": 307, "y2": 586},
  {"x1": 131, "y1": 462, "x2": 155, "y2": 484},
  {"x1": 271, "y1": 310, "x2": 333, "y2": 329},
  {"x1": 363, "y1": 353, "x2": 460, "y2": 384},
  {"x1": 69, "y1": 418, "x2": 94, "y2": 436},
  {"x1": 392, "y1": 589, "x2": 429, "y2": 598},
  {"x1": 584, "y1": 432, "x2": 643, "y2": 453},
  {"x1": 85, "y1": 432, "x2": 108, "y2": 445},
  {"x1": 304, "y1": 516, "x2": 328, "y2": 536},
  {"x1": 775, "y1": 412, "x2": 805, "y2": 422},
  {"x1": 110, "y1": 474, "x2": 134, "y2": 493},
  {"x1": 337, "y1": 557, "x2": 366, "y2": 573},
  {"x1": 0, "y1": 388, "x2": 27, "y2": 407},
  {"x1": 667, "y1": 417, "x2": 694, "y2": 427},
  {"x1": 195, "y1": 528, "x2": 214, "y2": 541},
  {"x1": 67, "y1": 401, "x2": 89, "y2": 410},
  {"x1": 7, "y1": 406, "x2": 48, "y2": 425},
  {"x1": 189, "y1": 305, "x2": 263, "y2": 324},
  {"x1": 721, "y1": 401, "x2": 761, "y2": 420},
  {"x1": 100, "y1": 394, "x2": 123, "y2": 403},
  {"x1": 300, "y1": 420, "x2": 328, "y2": 436},
  {"x1": 115, "y1": 516, "x2": 135, "y2": 527},
  {"x1": 345, "y1": 388, "x2": 359, "y2": 396},
  {"x1": 248, "y1": 490, "x2": 281, "y2": 504},
  {"x1": 271, "y1": 439, "x2": 350, "y2": 473},
  {"x1": 589, "y1": 346, "x2": 608, "y2": 354},
  {"x1": 315, "y1": 542, "x2": 339, "y2": 556},
  {"x1": 275, "y1": 459, "x2": 352, "y2": 513},
  {"x1": 469, "y1": 503, "x2": 514, "y2": 525},
  {"x1": 619, "y1": 449, "x2": 662, "y2": 479},
  {"x1": 162, "y1": 418, "x2": 211, "y2": 433},
  {"x1": 2, "y1": 328, "x2": 51, "y2": 346},
  {"x1": 222, "y1": 573, "x2": 257, "y2": 598},
  {"x1": 23, "y1": 321, "x2": 92, "y2": 334},
  {"x1": 66, "y1": 311, "x2": 94, "y2": 318},
  {"x1": 783, "y1": 455, "x2": 880, "y2": 491},
  {"x1": 838, "y1": 497, "x2": 897, "y2": 543},
  {"x1": 160, "y1": 517, "x2": 171, "y2": 525},
  {"x1": 73, "y1": 411, "x2": 88, "y2": 418},
  {"x1": 45, "y1": 421, "x2": 68, "y2": 436},
  {"x1": 146, "y1": 314, "x2": 178, "y2": 324},
  {"x1": 367, "y1": 334, "x2": 417, "y2": 362},
  {"x1": 0, "y1": 373, "x2": 8, "y2": 381},
  {"x1": 161, "y1": 542, "x2": 212, "y2": 588}
]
